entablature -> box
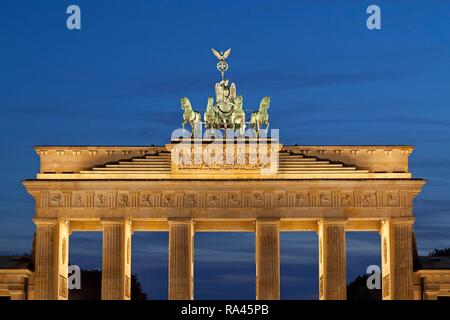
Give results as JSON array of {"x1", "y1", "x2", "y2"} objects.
[{"x1": 23, "y1": 179, "x2": 425, "y2": 220}]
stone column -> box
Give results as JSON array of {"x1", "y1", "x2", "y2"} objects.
[
  {"x1": 379, "y1": 218, "x2": 414, "y2": 300},
  {"x1": 33, "y1": 218, "x2": 70, "y2": 300},
  {"x1": 168, "y1": 218, "x2": 194, "y2": 300},
  {"x1": 318, "y1": 219, "x2": 347, "y2": 300},
  {"x1": 101, "y1": 219, "x2": 132, "y2": 300},
  {"x1": 256, "y1": 218, "x2": 280, "y2": 300}
]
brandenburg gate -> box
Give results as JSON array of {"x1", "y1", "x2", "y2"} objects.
[{"x1": 22, "y1": 49, "x2": 425, "y2": 300}]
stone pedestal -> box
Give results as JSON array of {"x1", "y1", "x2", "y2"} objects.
[
  {"x1": 318, "y1": 219, "x2": 346, "y2": 300},
  {"x1": 34, "y1": 218, "x2": 70, "y2": 300},
  {"x1": 380, "y1": 218, "x2": 414, "y2": 300},
  {"x1": 168, "y1": 219, "x2": 194, "y2": 300},
  {"x1": 256, "y1": 218, "x2": 280, "y2": 300},
  {"x1": 101, "y1": 219, "x2": 132, "y2": 300}
]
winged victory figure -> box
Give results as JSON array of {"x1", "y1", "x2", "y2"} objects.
[{"x1": 211, "y1": 48, "x2": 231, "y2": 61}]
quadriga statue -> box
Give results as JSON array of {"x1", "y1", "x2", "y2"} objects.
[{"x1": 180, "y1": 49, "x2": 271, "y2": 137}]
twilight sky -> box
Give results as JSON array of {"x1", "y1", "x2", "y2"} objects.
[{"x1": 0, "y1": 0, "x2": 450, "y2": 299}]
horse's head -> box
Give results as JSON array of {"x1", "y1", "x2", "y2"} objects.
[
  {"x1": 180, "y1": 97, "x2": 191, "y2": 111},
  {"x1": 259, "y1": 96, "x2": 270, "y2": 111}
]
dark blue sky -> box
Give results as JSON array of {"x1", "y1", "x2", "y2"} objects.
[{"x1": 0, "y1": 0, "x2": 450, "y2": 299}]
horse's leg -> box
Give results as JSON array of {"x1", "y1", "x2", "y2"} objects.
[
  {"x1": 197, "y1": 118, "x2": 201, "y2": 137},
  {"x1": 250, "y1": 115, "x2": 256, "y2": 137}
]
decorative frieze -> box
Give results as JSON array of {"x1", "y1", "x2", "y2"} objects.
[
  {"x1": 227, "y1": 192, "x2": 242, "y2": 207},
  {"x1": 319, "y1": 192, "x2": 331, "y2": 207},
  {"x1": 94, "y1": 192, "x2": 109, "y2": 207},
  {"x1": 362, "y1": 192, "x2": 377, "y2": 207},
  {"x1": 49, "y1": 193, "x2": 63, "y2": 207},
  {"x1": 117, "y1": 193, "x2": 128, "y2": 207},
  {"x1": 385, "y1": 192, "x2": 398, "y2": 206},
  {"x1": 184, "y1": 193, "x2": 197, "y2": 208},
  {"x1": 295, "y1": 192, "x2": 308, "y2": 206},
  {"x1": 206, "y1": 193, "x2": 220, "y2": 207},
  {"x1": 252, "y1": 192, "x2": 265, "y2": 207},
  {"x1": 38, "y1": 190, "x2": 415, "y2": 209},
  {"x1": 72, "y1": 193, "x2": 85, "y2": 207},
  {"x1": 140, "y1": 192, "x2": 159, "y2": 207},
  {"x1": 340, "y1": 192, "x2": 353, "y2": 207},
  {"x1": 162, "y1": 193, "x2": 175, "y2": 207}
]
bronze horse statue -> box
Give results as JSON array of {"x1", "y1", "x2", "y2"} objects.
[
  {"x1": 230, "y1": 95, "x2": 245, "y2": 135},
  {"x1": 250, "y1": 96, "x2": 270, "y2": 136},
  {"x1": 181, "y1": 97, "x2": 201, "y2": 136}
]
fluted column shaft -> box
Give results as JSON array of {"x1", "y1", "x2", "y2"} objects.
[
  {"x1": 168, "y1": 219, "x2": 194, "y2": 300},
  {"x1": 34, "y1": 218, "x2": 70, "y2": 300},
  {"x1": 380, "y1": 218, "x2": 414, "y2": 299},
  {"x1": 101, "y1": 219, "x2": 132, "y2": 300},
  {"x1": 256, "y1": 218, "x2": 280, "y2": 300},
  {"x1": 318, "y1": 219, "x2": 347, "y2": 300}
]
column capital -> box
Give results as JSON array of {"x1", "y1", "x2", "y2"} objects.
[
  {"x1": 390, "y1": 217, "x2": 415, "y2": 225},
  {"x1": 379, "y1": 217, "x2": 415, "y2": 229},
  {"x1": 318, "y1": 218, "x2": 347, "y2": 228},
  {"x1": 256, "y1": 218, "x2": 280, "y2": 225},
  {"x1": 100, "y1": 218, "x2": 131, "y2": 225},
  {"x1": 33, "y1": 217, "x2": 59, "y2": 226},
  {"x1": 168, "y1": 218, "x2": 193, "y2": 225}
]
